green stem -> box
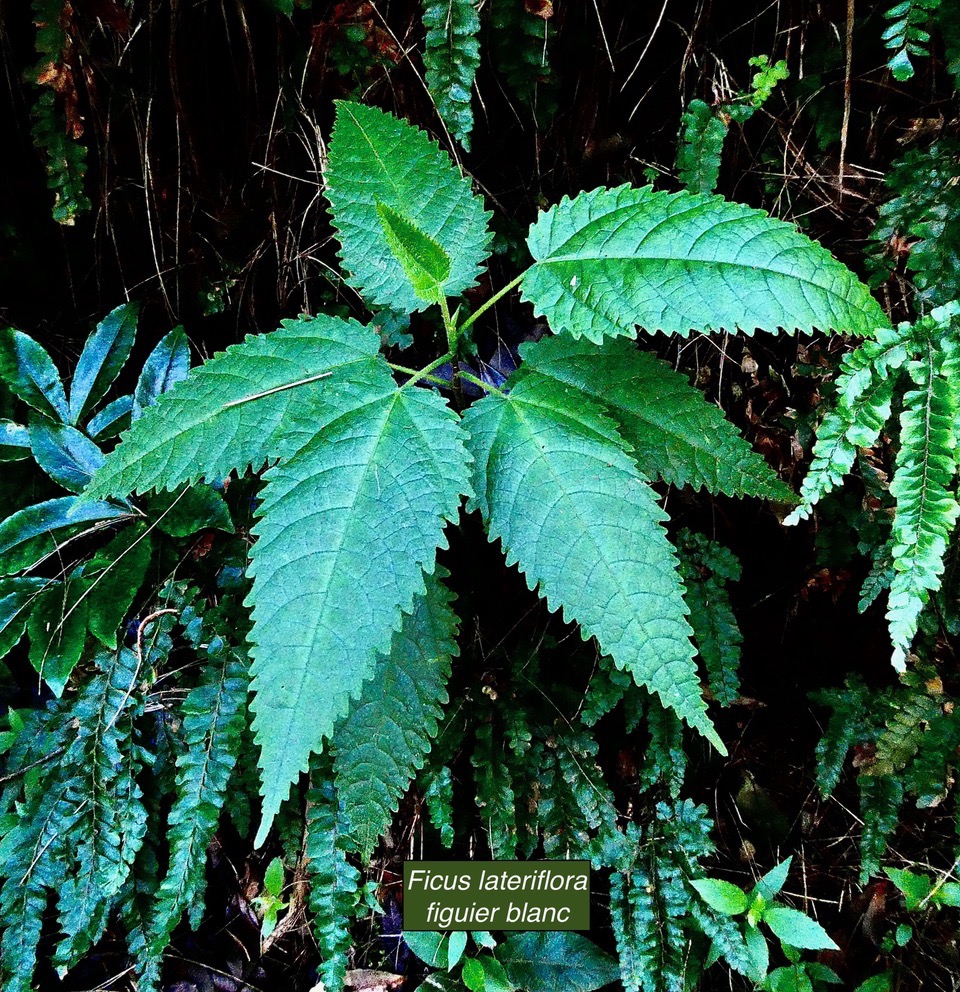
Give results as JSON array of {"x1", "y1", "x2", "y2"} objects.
[
  {"x1": 459, "y1": 370, "x2": 505, "y2": 396},
  {"x1": 392, "y1": 354, "x2": 454, "y2": 390},
  {"x1": 439, "y1": 294, "x2": 457, "y2": 352},
  {"x1": 457, "y1": 271, "x2": 527, "y2": 337}
]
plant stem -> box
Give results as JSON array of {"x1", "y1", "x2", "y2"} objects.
[
  {"x1": 457, "y1": 271, "x2": 527, "y2": 337},
  {"x1": 393, "y1": 353, "x2": 453, "y2": 390},
  {"x1": 459, "y1": 370, "x2": 505, "y2": 396}
]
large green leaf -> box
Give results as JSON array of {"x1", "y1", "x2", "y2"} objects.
[
  {"x1": 462, "y1": 372, "x2": 722, "y2": 749},
  {"x1": 28, "y1": 420, "x2": 105, "y2": 493},
  {"x1": 521, "y1": 185, "x2": 888, "y2": 341},
  {"x1": 498, "y1": 932, "x2": 619, "y2": 992},
  {"x1": 68, "y1": 302, "x2": 138, "y2": 424},
  {"x1": 325, "y1": 101, "x2": 492, "y2": 313},
  {"x1": 248, "y1": 380, "x2": 469, "y2": 844},
  {"x1": 333, "y1": 569, "x2": 457, "y2": 856},
  {"x1": 86, "y1": 315, "x2": 382, "y2": 500},
  {"x1": 518, "y1": 335, "x2": 793, "y2": 500},
  {"x1": 423, "y1": 0, "x2": 481, "y2": 150}
]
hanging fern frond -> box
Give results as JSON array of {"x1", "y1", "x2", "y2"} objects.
[
  {"x1": 305, "y1": 777, "x2": 361, "y2": 992},
  {"x1": 859, "y1": 774, "x2": 904, "y2": 882},
  {"x1": 422, "y1": 0, "x2": 481, "y2": 150},
  {"x1": 146, "y1": 650, "x2": 248, "y2": 964},
  {"x1": 813, "y1": 677, "x2": 875, "y2": 798},
  {"x1": 887, "y1": 335, "x2": 960, "y2": 667},
  {"x1": 677, "y1": 531, "x2": 743, "y2": 707},
  {"x1": 882, "y1": 0, "x2": 943, "y2": 80},
  {"x1": 676, "y1": 100, "x2": 728, "y2": 194},
  {"x1": 489, "y1": 0, "x2": 556, "y2": 118}
]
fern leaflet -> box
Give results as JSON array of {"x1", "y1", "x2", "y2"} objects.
[{"x1": 422, "y1": 0, "x2": 481, "y2": 150}]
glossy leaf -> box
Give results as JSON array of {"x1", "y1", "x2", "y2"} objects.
[
  {"x1": 28, "y1": 420, "x2": 105, "y2": 493},
  {"x1": 132, "y1": 326, "x2": 190, "y2": 421},
  {"x1": 0, "y1": 329, "x2": 69, "y2": 422},
  {"x1": 69, "y1": 302, "x2": 138, "y2": 424}
]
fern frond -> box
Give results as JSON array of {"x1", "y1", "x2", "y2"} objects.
[
  {"x1": 305, "y1": 778, "x2": 361, "y2": 992},
  {"x1": 489, "y1": 0, "x2": 556, "y2": 113},
  {"x1": 472, "y1": 721, "x2": 518, "y2": 857},
  {"x1": 522, "y1": 184, "x2": 888, "y2": 342},
  {"x1": 520, "y1": 335, "x2": 792, "y2": 499},
  {"x1": 677, "y1": 100, "x2": 727, "y2": 194},
  {"x1": 678, "y1": 531, "x2": 743, "y2": 707},
  {"x1": 53, "y1": 648, "x2": 146, "y2": 973},
  {"x1": 873, "y1": 672, "x2": 943, "y2": 776},
  {"x1": 333, "y1": 569, "x2": 457, "y2": 857},
  {"x1": 423, "y1": 765, "x2": 456, "y2": 847},
  {"x1": 786, "y1": 323, "x2": 915, "y2": 524},
  {"x1": 882, "y1": 0, "x2": 942, "y2": 79},
  {"x1": 887, "y1": 335, "x2": 960, "y2": 667},
  {"x1": 422, "y1": 0, "x2": 481, "y2": 150},
  {"x1": 813, "y1": 678, "x2": 875, "y2": 798},
  {"x1": 640, "y1": 702, "x2": 687, "y2": 799},
  {"x1": 463, "y1": 370, "x2": 722, "y2": 750},
  {"x1": 859, "y1": 774, "x2": 904, "y2": 882},
  {"x1": 146, "y1": 650, "x2": 248, "y2": 962}
]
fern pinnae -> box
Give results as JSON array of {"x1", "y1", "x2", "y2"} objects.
[
  {"x1": 146, "y1": 649, "x2": 248, "y2": 962},
  {"x1": 422, "y1": 0, "x2": 481, "y2": 150},
  {"x1": 887, "y1": 334, "x2": 960, "y2": 668}
]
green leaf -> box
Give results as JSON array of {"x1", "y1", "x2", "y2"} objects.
[
  {"x1": 264, "y1": 858, "x2": 285, "y2": 899},
  {"x1": 887, "y1": 336, "x2": 960, "y2": 668},
  {"x1": 86, "y1": 315, "x2": 381, "y2": 500},
  {"x1": 27, "y1": 581, "x2": 88, "y2": 694},
  {"x1": 325, "y1": 101, "x2": 492, "y2": 314},
  {"x1": 448, "y1": 930, "x2": 468, "y2": 969},
  {"x1": 744, "y1": 924, "x2": 770, "y2": 982},
  {"x1": 28, "y1": 420, "x2": 105, "y2": 493},
  {"x1": 0, "y1": 421, "x2": 30, "y2": 463},
  {"x1": 133, "y1": 325, "x2": 190, "y2": 421},
  {"x1": 0, "y1": 497, "x2": 131, "y2": 576},
  {"x1": 854, "y1": 973, "x2": 893, "y2": 992},
  {"x1": 766, "y1": 967, "x2": 813, "y2": 992},
  {"x1": 462, "y1": 957, "x2": 485, "y2": 990},
  {"x1": 0, "y1": 577, "x2": 47, "y2": 661},
  {"x1": 333, "y1": 569, "x2": 457, "y2": 857},
  {"x1": 762, "y1": 906, "x2": 838, "y2": 951},
  {"x1": 498, "y1": 932, "x2": 619, "y2": 992},
  {"x1": 86, "y1": 396, "x2": 133, "y2": 442},
  {"x1": 423, "y1": 0, "x2": 481, "y2": 150},
  {"x1": 376, "y1": 201, "x2": 452, "y2": 305},
  {"x1": 249, "y1": 380, "x2": 469, "y2": 844},
  {"x1": 883, "y1": 866, "x2": 932, "y2": 910},
  {"x1": 521, "y1": 184, "x2": 888, "y2": 341},
  {"x1": 0, "y1": 329, "x2": 69, "y2": 422},
  {"x1": 463, "y1": 372, "x2": 723, "y2": 750},
  {"x1": 405, "y1": 930, "x2": 447, "y2": 967},
  {"x1": 752, "y1": 858, "x2": 792, "y2": 902},
  {"x1": 519, "y1": 335, "x2": 792, "y2": 499},
  {"x1": 68, "y1": 302, "x2": 139, "y2": 424},
  {"x1": 691, "y1": 878, "x2": 749, "y2": 915},
  {"x1": 144, "y1": 485, "x2": 234, "y2": 537}
]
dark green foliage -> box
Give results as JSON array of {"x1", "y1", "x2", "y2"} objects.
[
  {"x1": 677, "y1": 100, "x2": 728, "y2": 194},
  {"x1": 28, "y1": 0, "x2": 89, "y2": 224},
  {"x1": 882, "y1": 0, "x2": 943, "y2": 79},
  {"x1": 488, "y1": 0, "x2": 556, "y2": 119},
  {"x1": 422, "y1": 0, "x2": 481, "y2": 149}
]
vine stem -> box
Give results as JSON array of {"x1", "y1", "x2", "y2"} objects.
[{"x1": 457, "y1": 271, "x2": 526, "y2": 337}]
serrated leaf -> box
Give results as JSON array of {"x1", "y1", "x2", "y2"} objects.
[
  {"x1": 28, "y1": 420, "x2": 105, "y2": 493},
  {"x1": 752, "y1": 858, "x2": 792, "y2": 904},
  {"x1": 376, "y1": 201, "x2": 452, "y2": 305},
  {"x1": 333, "y1": 569, "x2": 457, "y2": 857},
  {"x1": 69, "y1": 302, "x2": 138, "y2": 424},
  {"x1": 462, "y1": 372, "x2": 723, "y2": 750},
  {"x1": 0, "y1": 329, "x2": 69, "y2": 422},
  {"x1": 884, "y1": 867, "x2": 932, "y2": 910},
  {"x1": 498, "y1": 932, "x2": 619, "y2": 992},
  {"x1": 0, "y1": 421, "x2": 30, "y2": 462},
  {"x1": 423, "y1": 0, "x2": 481, "y2": 150},
  {"x1": 691, "y1": 878, "x2": 749, "y2": 915},
  {"x1": 0, "y1": 497, "x2": 132, "y2": 576},
  {"x1": 521, "y1": 184, "x2": 888, "y2": 341},
  {"x1": 325, "y1": 101, "x2": 492, "y2": 314},
  {"x1": 249, "y1": 381, "x2": 469, "y2": 844},
  {"x1": 133, "y1": 326, "x2": 190, "y2": 421},
  {"x1": 763, "y1": 906, "x2": 838, "y2": 951},
  {"x1": 86, "y1": 315, "x2": 382, "y2": 501},
  {"x1": 518, "y1": 335, "x2": 792, "y2": 499}
]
